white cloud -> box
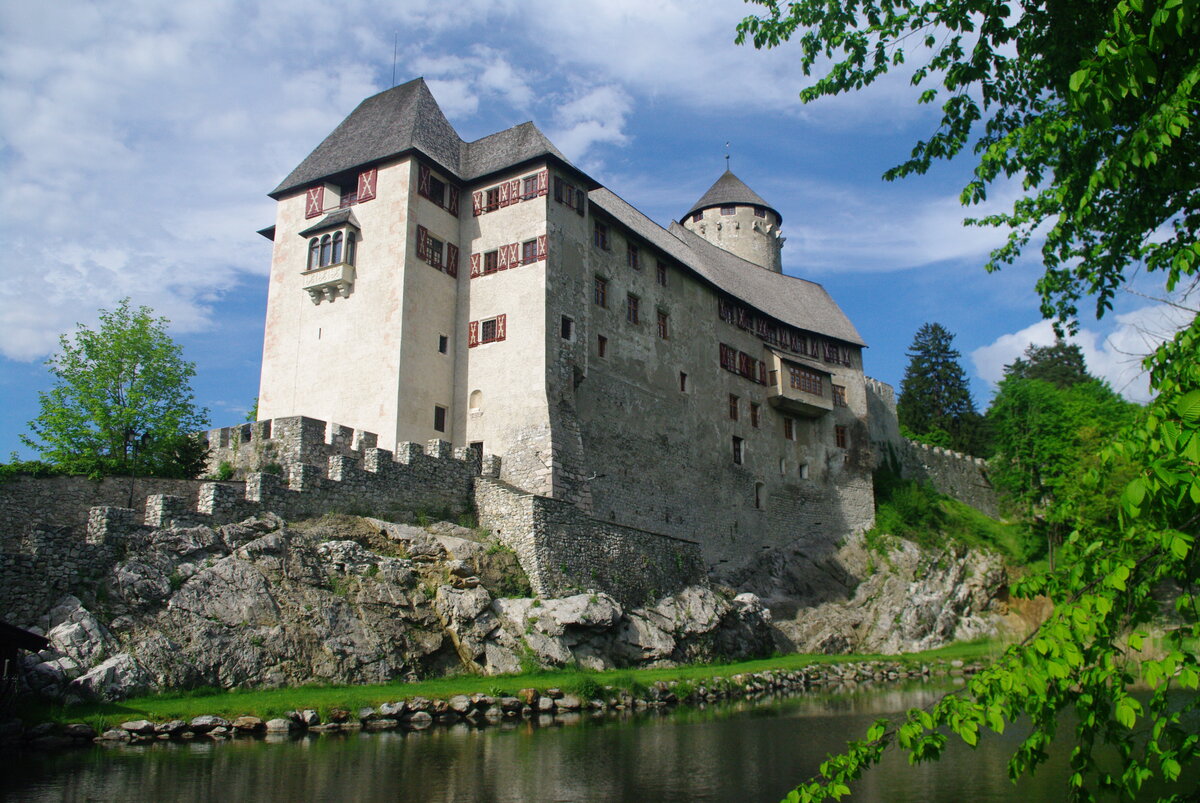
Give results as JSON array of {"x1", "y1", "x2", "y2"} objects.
[
  {"x1": 549, "y1": 84, "x2": 633, "y2": 162},
  {"x1": 969, "y1": 304, "x2": 1194, "y2": 403}
]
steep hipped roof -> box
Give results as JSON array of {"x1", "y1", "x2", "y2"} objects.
[
  {"x1": 684, "y1": 170, "x2": 781, "y2": 223},
  {"x1": 589, "y1": 188, "x2": 864, "y2": 346},
  {"x1": 271, "y1": 78, "x2": 579, "y2": 198}
]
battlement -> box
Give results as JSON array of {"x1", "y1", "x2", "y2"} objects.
[{"x1": 204, "y1": 416, "x2": 389, "y2": 478}]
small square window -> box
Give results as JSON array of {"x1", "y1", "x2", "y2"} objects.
[
  {"x1": 691, "y1": 211, "x2": 702, "y2": 223},
  {"x1": 626, "y1": 294, "x2": 640, "y2": 325},
  {"x1": 627, "y1": 243, "x2": 640, "y2": 270},
  {"x1": 799, "y1": 463, "x2": 810, "y2": 479},
  {"x1": 522, "y1": 176, "x2": 538, "y2": 199},
  {"x1": 754, "y1": 206, "x2": 766, "y2": 218},
  {"x1": 750, "y1": 403, "x2": 760, "y2": 428},
  {"x1": 832, "y1": 385, "x2": 848, "y2": 407},
  {"x1": 594, "y1": 276, "x2": 608, "y2": 308},
  {"x1": 486, "y1": 187, "x2": 500, "y2": 211},
  {"x1": 720, "y1": 205, "x2": 736, "y2": 215},
  {"x1": 561, "y1": 316, "x2": 574, "y2": 340},
  {"x1": 484, "y1": 251, "x2": 499, "y2": 274},
  {"x1": 594, "y1": 221, "x2": 609, "y2": 250},
  {"x1": 427, "y1": 236, "x2": 444, "y2": 267},
  {"x1": 728, "y1": 394, "x2": 739, "y2": 421},
  {"x1": 522, "y1": 239, "x2": 538, "y2": 265},
  {"x1": 732, "y1": 436, "x2": 744, "y2": 465},
  {"x1": 438, "y1": 334, "x2": 449, "y2": 354},
  {"x1": 597, "y1": 334, "x2": 608, "y2": 358},
  {"x1": 679, "y1": 372, "x2": 688, "y2": 392},
  {"x1": 656, "y1": 261, "x2": 668, "y2": 287},
  {"x1": 835, "y1": 425, "x2": 848, "y2": 449},
  {"x1": 656, "y1": 310, "x2": 669, "y2": 339},
  {"x1": 481, "y1": 318, "x2": 498, "y2": 343},
  {"x1": 433, "y1": 405, "x2": 447, "y2": 433},
  {"x1": 428, "y1": 176, "x2": 446, "y2": 207}
]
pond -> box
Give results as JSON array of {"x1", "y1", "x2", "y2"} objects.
[{"x1": 2, "y1": 683, "x2": 1188, "y2": 802}]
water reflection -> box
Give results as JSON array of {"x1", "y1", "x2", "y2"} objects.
[{"x1": 3, "y1": 683, "x2": 1186, "y2": 802}]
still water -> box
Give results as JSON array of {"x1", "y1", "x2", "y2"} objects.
[{"x1": 1, "y1": 683, "x2": 1185, "y2": 802}]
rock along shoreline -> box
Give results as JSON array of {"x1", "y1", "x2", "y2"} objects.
[{"x1": 3, "y1": 657, "x2": 986, "y2": 751}]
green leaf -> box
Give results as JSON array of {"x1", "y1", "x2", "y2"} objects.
[
  {"x1": 1177, "y1": 390, "x2": 1200, "y2": 422},
  {"x1": 1116, "y1": 697, "x2": 1138, "y2": 729}
]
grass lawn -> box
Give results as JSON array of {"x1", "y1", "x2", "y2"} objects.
[{"x1": 18, "y1": 637, "x2": 1007, "y2": 733}]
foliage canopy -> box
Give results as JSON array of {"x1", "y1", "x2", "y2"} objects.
[
  {"x1": 896, "y1": 322, "x2": 988, "y2": 454},
  {"x1": 22, "y1": 300, "x2": 209, "y2": 479},
  {"x1": 737, "y1": 0, "x2": 1200, "y2": 800}
]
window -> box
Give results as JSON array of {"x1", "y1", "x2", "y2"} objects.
[
  {"x1": 522, "y1": 239, "x2": 538, "y2": 265},
  {"x1": 597, "y1": 334, "x2": 608, "y2": 358},
  {"x1": 754, "y1": 206, "x2": 766, "y2": 218},
  {"x1": 720, "y1": 205, "x2": 736, "y2": 215},
  {"x1": 594, "y1": 276, "x2": 608, "y2": 308},
  {"x1": 433, "y1": 405, "x2": 447, "y2": 433},
  {"x1": 554, "y1": 178, "x2": 585, "y2": 214},
  {"x1": 656, "y1": 310, "x2": 669, "y2": 339},
  {"x1": 331, "y1": 231, "x2": 343, "y2": 263},
  {"x1": 656, "y1": 261, "x2": 668, "y2": 287},
  {"x1": 835, "y1": 425, "x2": 848, "y2": 449},
  {"x1": 486, "y1": 187, "x2": 500, "y2": 212},
  {"x1": 750, "y1": 403, "x2": 760, "y2": 428},
  {"x1": 308, "y1": 239, "x2": 319, "y2": 269},
  {"x1": 427, "y1": 175, "x2": 446, "y2": 207},
  {"x1": 728, "y1": 394, "x2": 739, "y2": 421},
  {"x1": 307, "y1": 228, "x2": 357, "y2": 270},
  {"x1": 799, "y1": 463, "x2": 810, "y2": 479},
  {"x1": 320, "y1": 234, "x2": 332, "y2": 266},
  {"x1": 522, "y1": 176, "x2": 539, "y2": 200},
  {"x1": 469, "y1": 314, "x2": 507, "y2": 347},
  {"x1": 789, "y1": 366, "x2": 823, "y2": 395},
  {"x1": 832, "y1": 385, "x2": 847, "y2": 407},
  {"x1": 754, "y1": 482, "x2": 765, "y2": 510},
  {"x1": 627, "y1": 243, "x2": 640, "y2": 270},
  {"x1": 438, "y1": 334, "x2": 449, "y2": 354},
  {"x1": 691, "y1": 211, "x2": 703, "y2": 223},
  {"x1": 484, "y1": 250, "x2": 499, "y2": 274},
  {"x1": 626, "y1": 294, "x2": 640, "y2": 325},
  {"x1": 784, "y1": 418, "x2": 796, "y2": 441},
  {"x1": 560, "y1": 316, "x2": 574, "y2": 340},
  {"x1": 679, "y1": 372, "x2": 688, "y2": 392},
  {"x1": 594, "y1": 221, "x2": 609, "y2": 250},
  {"x1": 732, "y1": 436, "x2": 744, "y2": 465},
  {"x1": 426, "y1": 236, "x2": 444, "y2": 268}
]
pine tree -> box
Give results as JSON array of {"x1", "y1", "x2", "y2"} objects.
[
  {"x1": 896, "y1": 323, "x2": 983, "y2": 453},
  {"x1": 1004, "y1": 339, "x2": 1090, "y2": 388}
]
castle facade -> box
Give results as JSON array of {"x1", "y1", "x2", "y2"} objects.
[{"x1": 257, "y1": 78, "x2": 875, "y2": 581}]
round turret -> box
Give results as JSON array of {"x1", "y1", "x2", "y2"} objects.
[{"x1": 681, "y1": 170, "x2": 784, "y2": 273}]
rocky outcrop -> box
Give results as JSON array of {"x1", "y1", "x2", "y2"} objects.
[
  {"x1": 773, "y1": 530, "x2": 1006, "y2": 654},
  {"x1": 15, "y1": 513, "x2": 773, "y2": 702}
]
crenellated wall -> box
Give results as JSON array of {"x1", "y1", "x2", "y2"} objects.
[{"x1": 864, "y1": 376, "x2": 998, "y2": 517}]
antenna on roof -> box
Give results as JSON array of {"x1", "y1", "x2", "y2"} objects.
[
  {"x1": 725, "y1": 141, "x2": 731, "y2": 171},
  {"x1": 391, "y1": 33, "x2": 398, "y2": 87}
]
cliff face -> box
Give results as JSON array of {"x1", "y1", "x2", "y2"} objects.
[{"x1": 18, "y1": 514, "x2": 775, "y2": 703}]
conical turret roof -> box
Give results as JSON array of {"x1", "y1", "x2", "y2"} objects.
[{"x1": 684, "y1": 169, "x2": 780, "y2": 223}]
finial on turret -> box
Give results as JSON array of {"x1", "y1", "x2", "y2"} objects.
[{"x1": 725, "y1": 141, "x2": 731, "y2": 170}]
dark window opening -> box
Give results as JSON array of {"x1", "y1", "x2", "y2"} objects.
[
  {"x1": 729, "y1": 394, "x2": 739, "y2": 421},
  {"x1": 522, "y1": 239, "x2": 538, "y2": 265},
  {"x1": 561, "y1": 316, "x2": 574, "y2": 340},
  {"x1": 433, "y1": 406, "x2": 447, "y2": 433},
  {"x1": 656, "y1": 261, "x2": 668, "y2": 286},
  {"x1": 627, "y1": 243, "x2": 639, "y2": 270},
  {"x1": 720, "y1": 205, "x2": 736, "y2": 215},
  {"x1": 679, "y1": 372, "x2": 688, "y2": 392},
  {"x1": 750, "y1": 403, "x2": 760, "y2": 428},
  {"x1": 835, "y1": 425, "x2": 848, "y2": 449},
  {"x1": 438, "y1": 335, "x2": 449, "y2": 354},
  {"x1": 656, "y1": 310, "x2": 669, "y2": 339},
  {"x1": 597, "y1": 334, "x2": 608, "y2": 358},
  {"x1": 732, "y1": 436, "x2": 744, "y2": 465},
  {"x1": 484, "y1": 250, "x2": 499, "y2": 274},
  {"x1": 594, "y1": 276, "x2": 608, "y2": 307},
  {"x1": 626, "y1": 294, "x2": 639, "y2": 325},
  {"x1": 594, "y1": 221, "x2": 609, "y2": 250}
]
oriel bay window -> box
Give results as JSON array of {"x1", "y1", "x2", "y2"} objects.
[{"x1": 299, "y1": 211, "x2": 360, "y2": 303}]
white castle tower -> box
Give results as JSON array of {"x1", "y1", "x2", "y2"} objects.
[{"x1": 680, "y1": 170, "x2": 784, "y2": 273}]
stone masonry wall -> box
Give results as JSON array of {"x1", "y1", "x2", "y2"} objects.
[
  {"x1": 865, "y1": 377, "x2": 998, "y2": 517},
  {"x1": 475, "y1": 475, "x2": 705, "y2": 606}
]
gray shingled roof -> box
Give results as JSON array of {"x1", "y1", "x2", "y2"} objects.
[
  {"x1": 297, "y1": 209, "x2": 360, "y2": 238},
  {"x1": 272, "y1": 78, "x2": 578, "y2": 199},
  {"x1": 684, "y1": 170, "x2": 780, "y2": 223},
  {"x1": 589, "y1": 188, "x2": 865, "y2": 346}
]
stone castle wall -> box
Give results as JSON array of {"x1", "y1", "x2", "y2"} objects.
[
  {"x1": 864, "y1": 377, "x2": 998, "y2": 517},
  {"x1": 475, "y1": 476, "x2": 704, "y2": 605}
]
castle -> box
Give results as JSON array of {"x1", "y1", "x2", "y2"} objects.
[{"x1": 254, "y1": 77, "x2": 876, "y2": 587}]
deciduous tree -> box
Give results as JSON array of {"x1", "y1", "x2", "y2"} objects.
[{"x1": 23, "y1": 300, "x2": 209, "y2": 478}]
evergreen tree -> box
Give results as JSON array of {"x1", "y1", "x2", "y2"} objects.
[
  {"x1": 1004, "y1": 339, "x2": 1090, "y2": 388},
  {"x1": 22, "y1": 300, "x2": 210, "y2": 478},
  {"x1": 896, "y1": 323, "x2": 983, "y2": 454}
]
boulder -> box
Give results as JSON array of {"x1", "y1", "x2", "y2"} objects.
[
  {"x1": 265, "y1": 718, "x2": 294, "y2": 733},
  {"x1": 71, "y1": 653, "x2": 150, "y2": 700},
  {"x1": 232, "y1": 716, "x2": 264, "y2": 733},
  {"x1": 189, "y1": 715, "x2": 231, "y2": 733}
]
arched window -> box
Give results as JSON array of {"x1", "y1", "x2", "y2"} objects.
[
  {"x1": 345, "y1": 231, "x2": 356, "y2": 265},
  {"x1": 469, "y1": 390, "x2": 483, "y2": 411},
  {"x1": 331, "y1": 231, "x2": 343, "y2": 264},
  {"x1": 320, "y1": 234, "x2": 332, "y2": 267},
  {"x1": 308, "y1": 239, "x2": 320, "y2": 270}
]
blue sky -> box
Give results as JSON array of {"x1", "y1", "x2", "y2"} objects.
[{"x1": 0, "y1": 0, "x2": 1189, "y2": 459}]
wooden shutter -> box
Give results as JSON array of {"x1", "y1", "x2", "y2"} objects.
[
  {"x1": 498, "y1": 181, "x2": 510, "y2": 208},
  {"x1": 468, "y1": 320, "x2": 479, "y2": 348},
  {"x1": 357, "y1": 169, "x2": 377, "y2": 202},
  {"x1": 495, "y1": 314, "x2": 507, "y2": 342},
  {"x1": 508, "y1": 179, "x2": 520, "y2": 204},
  {"x1": 446, "y1": 244, "x2": 459, "y2": 277},
  {"x1": 448, "y1": 187, "x2": 459, "y2": 217},
  {"x1": 472, "y1": 191, "x2": 483, "y2": 216},
  {"x1": 497, "y1": 242, "x2": 511, "y2": 271},
  {"x1": 758, "y1": 361, "x2": 768, "y2": 385},
  {"x1": 575, "y1": 188, "x2": 585, "y2": 215},
  {"x1": 537, "y1": 170, "x2": 548, "y2": 197},
  {"x1": 418, "y1": 164, "x2": 431, "y2": 198},
  {"x1": 469, "y1": 253, "x2": 482, "y2": 279},
  {"x1": 416, "y1": 225, "x2": 429, "y2": 262},
  {"x1": 536, "y1": 234, "x2": 547, "y2": 261},
  {"x1": 304, "y1": 186, "x2": 324, "y2": 218},
  {"x1": 553, "y1": 178, "x2": 562, "y2": 202}
]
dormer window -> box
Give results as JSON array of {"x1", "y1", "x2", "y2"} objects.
[{"x1": 299, "y1": 210, "x2": 360, "y2": 303}]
